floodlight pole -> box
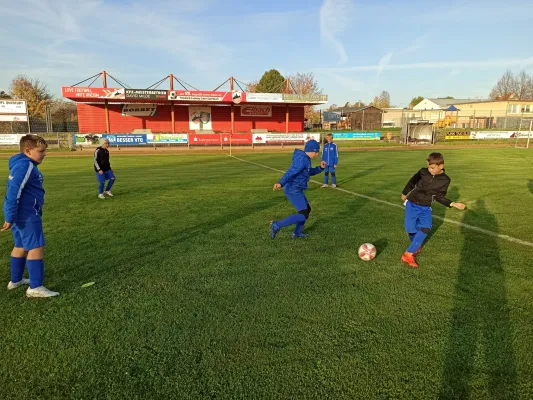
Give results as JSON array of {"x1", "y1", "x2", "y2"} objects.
[{"x1": 170, "y1": 74, "x2": 175, "y2": 134}]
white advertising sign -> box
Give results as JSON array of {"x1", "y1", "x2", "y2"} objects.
[{"x1": 0, "y1": 100, "x2": 27, "y2": 114}]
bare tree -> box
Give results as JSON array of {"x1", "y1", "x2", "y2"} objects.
[
  {"x1": 49, "y1": 99, "x2": 78, "y2": 122},
  {"x1": 371, "y1": 91, "x2": 391, "y2": 108},
  {"x1": 287, "y1": 72, "x2": 322, "y2": 120},
  {"x1": 245, "y1": 80, "x2": 259, "y2": 93},
  {"x1": 490, "y1": 70, "x2": 520, "y2": 100},
  {"x1": 516, "y1": 70, "x2": 533, "y2": 100}
]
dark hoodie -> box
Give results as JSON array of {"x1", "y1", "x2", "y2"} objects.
[{"x1": 402, "y1": 167, "x2": 452, "y2": 207}]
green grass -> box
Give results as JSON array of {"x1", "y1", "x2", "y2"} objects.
[{"x1": 1, "y1": 148, "x2": 533, "y2": 399}]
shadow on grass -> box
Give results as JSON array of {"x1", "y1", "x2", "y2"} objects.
[
  {"x1": 528, "y1": 179, "x2": 533, "y2": 195},
  {"x1": 335, "y1": 165, "x2": 385, "y2": 186},
  {"x1": 439, "y1": 200, "x2": 518, "y2": 399},
  {"x1": 425, "y1": 186, "x2": 460, "y2": 245},
  {"x1": 62, "y1": 196, "x2": 283, "y2": 286}
]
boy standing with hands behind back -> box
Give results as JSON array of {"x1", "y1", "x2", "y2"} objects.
[{"x1": 321, "y1": 133, "x2": 338, "y2": 188}]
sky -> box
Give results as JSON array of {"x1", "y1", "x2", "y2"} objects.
[{"x1": 1, "y1": 0, "x2": 532, "y2": 108}]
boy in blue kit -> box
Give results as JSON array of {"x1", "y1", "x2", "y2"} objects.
[
  {"x1": 271, "y1": 139, "x2": 326, "y2": 238},
  {"x1": 94, "y1": 138, "x2": 115, "y2": 199},
  {"x1": 321, "y1": 133, "x2": 338, "y2": 188},
  {"x1": 2, "y1": 135, "x2": 59, "y2": 297},
  {"x1": 400, "y1": 152, "x2": 466, "y2": 268}
]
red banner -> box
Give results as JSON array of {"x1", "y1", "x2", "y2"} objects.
[
  {"x1": 188, "y1": 133, "x2": 253, "y2": 145},
  {"x1": 168, "y1": 90, "x2": 245, "y2": 103},
  {"x1": 62, "y1": 87, "x2": 125, "y2": 99},
  {"x1": 221, "y1": 134, "x2": 253, "y2": 144},
  {"x1": 189, "y1": 133, "x2": 221, "y2": 145}
]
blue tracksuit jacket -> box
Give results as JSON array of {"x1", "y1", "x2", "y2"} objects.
[
  {"x1": 279, "y1": 149, "x2": 323, "y2": 192},
  {"x1": 3, "y1": 153, "x2": 45, "y2": 223},
  {"x1": 321, "y1": 142, "x2": 338, "y2": 166}
]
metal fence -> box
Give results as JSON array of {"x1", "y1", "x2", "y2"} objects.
[
  {"x1": 0, "y1": 117, "x2": 78, "y2": 134},
  {"x1": 388, "y1": 109, "x2": 533, "y2": 130}
]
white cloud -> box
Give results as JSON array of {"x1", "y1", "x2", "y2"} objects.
[
  {"x1": 316, "y1": 57, "x2": 533, "y2": 73},
  {"x1": 319, "y1": 0, "x2": 355, "y2": 65},
  {"x1": 375, "y1": 52, "x2": 393, "y2": 86},
  {"x1": 0, "y1": 0, "x2": 231, "y2": 93}
]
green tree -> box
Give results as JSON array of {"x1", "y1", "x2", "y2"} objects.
[
  {"x1": 409, "y1": 96, "x2": 424, "y2": 108},
  {"x1": 255, "y1": 69, "x2": 286, "y2": 93}
]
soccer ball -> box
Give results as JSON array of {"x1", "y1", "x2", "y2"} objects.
[{"x1": 358, "y1": 243, "x2": 376, "y2": 261}]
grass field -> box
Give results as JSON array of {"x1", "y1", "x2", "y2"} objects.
[{"x1": 1, "y1": 148, "x2": 532, "y2": 399}]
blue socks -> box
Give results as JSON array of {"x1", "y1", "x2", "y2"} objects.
[
  {"x1": 408, "y1": 233, "x2": 416, "y2": 242},
  {"x1": 407, "y1": 231, "x2": 428, "y2": 253},
  {"x1": 331, "y1": 174, "x2": 337, "y2": 185},
  {"x1": 324, "y1": 173, "x2": 329, "y2": 184},
  {"x1": 10, "y1": 256, "x2": 26, "y2": 283},
  {"x1": 98, "y1": 180, "x2": 105, "y2": 194},
  {"x1": 278, "y1": 213, "x2": 306, "y2": 229},
  {"x1": 293, "y1": 221, "x2": 305, "y2": 235},
  {"x1": 106, "y1": 179, "x2": 115, "y2": 192},
  {"x1": 27, "y1": 259, "x2": 44, "y2": 289}
]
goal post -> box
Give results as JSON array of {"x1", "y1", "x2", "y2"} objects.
[{"x1": 514, "y1": 118, "x2": 533, "y2": 149}]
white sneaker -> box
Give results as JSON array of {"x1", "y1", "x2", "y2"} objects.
[
  {"x1": 7, "y1": 278, "x2": 30, "y2": 290},
  {"x1": 26, "y1": 286, "x2": 59, "y2": 298},
  {"x1": 98, "y1": 193, "x2": 105, "y2": 199},
  {"x1": 104, "y1": 191, "x2": 113, "y2": 197},
  {"x1": 321, "y1": 184, "x2": 329, "y2": 188},
  {"x1": 331, "y1": 184, "x2": 337, "y2": 188}
]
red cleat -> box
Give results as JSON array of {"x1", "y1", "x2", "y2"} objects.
[{"x1": 401, "y1": 252, "x2": 419, "y2": 268}]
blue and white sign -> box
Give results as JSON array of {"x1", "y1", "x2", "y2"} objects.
[
  {"x1": 332, "y1": 132, "x2": 381, "y2": 140},
  {"x1": 103, "y1": 134, "x2": 147, "y2": 145}
]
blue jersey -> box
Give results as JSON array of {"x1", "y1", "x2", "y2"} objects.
[
  {"x1": 3, "y1": 153, "x2": 45, "y2": 223},
  {"x1": 321, "y1": 142, "x2": 338, "y2": 166},
  {"x1": 279, "y1": 149, "x2": 323, "y2": 192}
]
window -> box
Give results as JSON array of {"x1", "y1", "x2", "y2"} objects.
[
  {"x1": 522, "y1": 105, "x2": 532, "y2": 113},
  {"x1": 507, "y1": 104, "x2": 520, "y2": 114}
]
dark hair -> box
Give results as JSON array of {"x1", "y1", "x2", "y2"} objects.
[
  {"x1": 19, "y1": 135, "x2": 47, "y2": 152},
  {"x1": 327, "y1": 133, "x2": 333, "y2": 137},
  {"x1": 427, "y1": 152, "x2": 444, "y2": 165}
]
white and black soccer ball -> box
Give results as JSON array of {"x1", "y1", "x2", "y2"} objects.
[
  {"x1": 169, "y1": 91, "x2": 178, "y2": 100},
  {"x1": 358, "y1": 243, "x2": 377, "y2": 261}
]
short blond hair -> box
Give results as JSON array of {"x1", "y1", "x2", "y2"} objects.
[{"x1": 19, "y1": 135, "x2": 48, "y2": 152}]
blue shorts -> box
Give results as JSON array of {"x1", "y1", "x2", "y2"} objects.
[
  {"x1": 284, "y1": 189, "x2": 309, "y2": 211},
  {"x1": 404, "y1": 200, "x2": 432, "y2": 233},
  {"x1": 96, "y1": 170, "x2": 115, "y2": 182},
  {"x1": 11, "y1": 219, "x2": 45, "y2": 251},
  {"x1": 324, "y1": 165, "x2": 336, "y2": 173}
]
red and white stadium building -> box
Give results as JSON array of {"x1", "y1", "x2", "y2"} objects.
[{"x1": 62, "y1": 72, "x2": 328, "y2": 137}]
